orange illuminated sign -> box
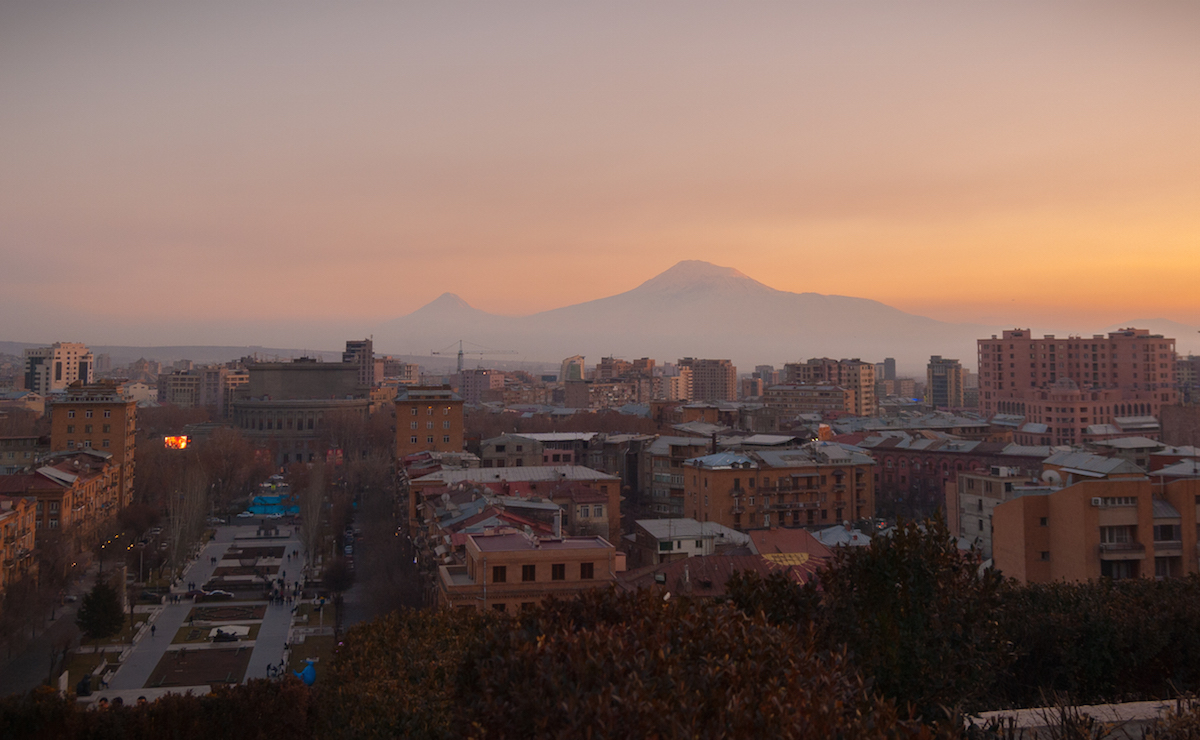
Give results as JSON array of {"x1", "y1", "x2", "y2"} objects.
[{"x1": 164, "y1": 436, "x2": 190, "y2": 450}]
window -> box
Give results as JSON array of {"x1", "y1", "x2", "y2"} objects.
[
  {"x1": 1039, "y1": 517, "x2": 1048, "y2": 527},
  {"x1": 492, "y1": 565, "x2": 506, "y2": 583},
  {"x1": 443, "y1": 421, "x2": 450, "y2": 429},
  {"x1": 495, "y1": 445, "x2": 506, "y2": 453},
  {"x1": 522, "y1": 564, "x2": 536, "y2": 582},
  {"x1": 492, "y1": 603, "x2": 506, "y2": 612},
  {"x1": 580, "y1": 562, "x2": 594, "y2": 579},
  {"x1": 580, "y1": 505, "x2": 590, "y2": 518},
  {"x1": 1100, "y1": 526, "x2": 1135, "y2": 544},
  {"x1": 67, "y1": 425, "x2": 75, "y2": 433},
  {"x1": 426, "y1": 436, "x2": 434, "y2": 444},
  {"x1": 551, "y1": 564, "x2": 565, "y2": 581},
  {"x1": 84, "y1": 425, "x2": 92, "y2": 433},
  {"x1": 1154, "y1": 524, "x2": 1180, "y2": 542},
  {"x1": 410, "y1": 436, "x2": 417, "y2": 444},
  {"x1": 443, "y1": 435, "x2": 450, "y2": 443},
  {"x1": 102, "y1": 424, "x2": 110, "y2": 433},
  {"x1": 410, "y1": 408, "x2": 417, "y2": 415},
  {"x1": 411, "y1": 422, "x2": 418, "y2": 430},
  {"x1": 103, "y1": 410, "x2": 110, "y2": 418},
  {"x1": 427, "y1": 407, "x2": 433, "y2": 415},
  {"x1": 67, "y1": 441, "x2": 75, "y2": 449},
  {"x1": 695, "y1": 540, "x2": 703, "y2": 548},
  {"x1": 443, "y1": 407, "x2": 449, "y2": 415},
  {"x1": 85, "y1": 410, "x2": 93, "y2": 418},
  {"x1": 426, "y1": 421, "x2": 433, "y2": 429},
  {"x1": 593, "y1": 505, "x2": 603, "y2": 517},
  {"x1": 102, "y1": 440, "x2": 110, "y2": 448},
  {"x1": 1040, "y1": 551, "x2": 1050, "y2": 561},
  {"x1": 67, "y1": 410, "x2": 75, "y2": 418}
]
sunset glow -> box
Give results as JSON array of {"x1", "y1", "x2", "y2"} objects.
[{"x1": 2, "y1": 2, "x2": 1198, "y2": 349}]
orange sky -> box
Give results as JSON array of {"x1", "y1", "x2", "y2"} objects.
[{"x1": 2, "y1": 2, "x2": 1198, "y2": 347}]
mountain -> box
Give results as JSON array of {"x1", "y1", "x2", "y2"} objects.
[{"x1": 373, "y1": 261, "x2": 990, "y2": 373}]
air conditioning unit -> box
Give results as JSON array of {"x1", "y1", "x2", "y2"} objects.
[{"x1": 1091, "y1": 497, "x2": 1103, "y2": 507}]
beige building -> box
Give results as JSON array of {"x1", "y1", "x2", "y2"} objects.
[
  {"x1": 23, "y1": 343, "x2": 94, "y2": 396},
  {"x1": 437, "y1": 530, "x2": 620, "y2": 612}
]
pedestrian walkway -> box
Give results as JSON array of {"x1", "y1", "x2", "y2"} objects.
[{"x1": 108, "y1": 524, "x2": 308, "y2": 691}]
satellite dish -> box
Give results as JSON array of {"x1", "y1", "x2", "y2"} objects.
[{"x1": 1041, "y1": 470, "x2": 1062, "y2": 485}]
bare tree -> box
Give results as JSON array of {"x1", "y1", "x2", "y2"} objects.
[
  {"x1": 298, "y1": 462, "x2": 326, "y2": 568},
  {"x1": 164, "y1": 464, "x2": 208, "y2": 583}
]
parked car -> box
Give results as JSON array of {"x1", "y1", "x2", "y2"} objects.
[
  {"x1": 236, "y1": 511, "x2": 254, "y2": 518},
  {"x1": 206, "y1": 589, "x2": 234, "y2": 600}
]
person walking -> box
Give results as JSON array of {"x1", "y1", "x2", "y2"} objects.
[{"x1": 150, "y1": 624, "x2": 156, "y2": 638}]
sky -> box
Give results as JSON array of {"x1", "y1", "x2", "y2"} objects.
[{"x1": 2, "y1": 2, "x2": 1199, "y2": 348}]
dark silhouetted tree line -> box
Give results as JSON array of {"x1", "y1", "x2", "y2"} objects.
[{"x1": 11, "y1": 517, "x2": 1200, "y2": 737}]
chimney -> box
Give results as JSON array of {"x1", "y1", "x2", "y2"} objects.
[
  {"x1": 553, "y1": 507, "x2": 562, "y2": 538},
  {"x1": 710, "y1": 433, "x2": 717, "y2": 455}
]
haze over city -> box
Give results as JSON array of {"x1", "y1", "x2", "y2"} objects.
[{"x1": 3, "y1": 2, "x2": 1199, "y2": 352}]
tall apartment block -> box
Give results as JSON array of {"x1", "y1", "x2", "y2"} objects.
[
  {"x1": 343, "y1": 339, "x2": 375, "y2": 387},
  {"x1": 24, "y1": 343, "x2": 94, "y2": 396},
  {"x1": 926, "y1": 356, "x2": 964, "y2": 409},
  {"x1": 49, "y1": 382, "x2": 136, "y2": 508},
  {"x1": 979, "y1": 328, "x2": 1178, "y2": 445},
  {"x1": 783, "y1": 358, "x2": 876, "y2": 417},
  {"x1": 676, "y1": 358, "x2": 737, "y2": 402}
]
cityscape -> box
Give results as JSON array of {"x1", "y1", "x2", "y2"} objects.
[{"x1": 3, "y1": 2, "x2": 1200, "y2": 738}]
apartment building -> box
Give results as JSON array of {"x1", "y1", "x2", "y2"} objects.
[
  {"x1": 640, "y1": 436, "x2": 712, "y2": 516},
  {"x1": 979, "y1": 328, "x2": 1178, "y2": 427},
  {"x1": 677, "y1": 358, "x2": 737, "y2": 402},
  {"x1": 993, "y1": 476, "x2": 1200, "y2": 583},
  {"x1": 783, "y1": 359, "x2": 876, "y2": 417},
  {"x1": 49, "y1": 382, "x2": 136, "y2": 509},
  {"x1": 395, "y1": 385, "x2": 464, "y2": 459},
  {"x1": 437, "y1": 530, "x2": 618, "y2": 612},
  {"x1": 0, "y1": 495, "x2": 37, "y2": 596},
  {"x1": 23, "y1": 343, "x2": 94, "y2": 396},
  {"x1": 342, "y1": 339, "x2": 375, "y2": 387},
  {"x1": 926, "y1": 356, "x2": 964, "y2": 409},
  {"x1": 683, "y1": 443, "x2": 876, "y2": 531},
  {"x1": 763, "y1": 384, "x2": 851, "y2": 418}
]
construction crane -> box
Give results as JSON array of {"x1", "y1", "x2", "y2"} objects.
[{"x1": 432, "y1": 340, "x2": 518, "y2": 374}]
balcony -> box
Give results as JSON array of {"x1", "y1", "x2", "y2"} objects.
[
  {"x1": 730, "y1": 506, "x2": 744, "y2": 514},
  {"x1": 766, "y1": 501, "x2": 819, "y2": 511},
  {"x1": 1155, "y1": 539, "x2": 1183, "y2": 556},
  {"x1": 1098, "y1": 542, "x2": 1146, "y2": 560}
]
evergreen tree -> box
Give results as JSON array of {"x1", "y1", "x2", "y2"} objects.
[{"x1": 75, "y1": 581, "x2": 125, "y2": 647}]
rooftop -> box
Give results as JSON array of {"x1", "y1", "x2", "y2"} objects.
[{"x1": 470, "y1": 531, "x2": 612, "y2": 553}]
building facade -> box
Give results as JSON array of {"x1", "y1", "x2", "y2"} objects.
[
  {"x1": 49, "y1": 383, "x2": 136, "y2": 509},
  {"x1": 23, "y1": 343, "x2": 94, "y2": 396},
  {"x1": 395, "y1": 385, "x2": 464, "y2": 459},
  {"x1": 683, "y1": 444, "x2": 876, "y2": 531},
  {"x1": 926, "y1": 356, "x2": 964, "y2": 409},
  {"x1": 978, "y1": 328, "x2": 1178, "y2": 427},
  {"x1": 677, "y1": 358, "x2": 737, "y2": 402}
]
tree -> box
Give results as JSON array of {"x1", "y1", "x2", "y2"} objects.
[
  {"x1": 321, "y1": 558, "x2": 354, "y2": 594},
  {"x1": 76, "y1": 582, "x2": 124, "y2": 649},
  {"x1": 298, "y1": 463, "x2": 326, "y2": 566},
  {"x1": 197, "y1": 427, "x2": 269, "y2": 511},
  {"x1": 810, "y1": 514, "x2": 1010, "y2": 720},
  {"x1": 164, "y1": 463, "x2": 209, "y2": 580}
]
